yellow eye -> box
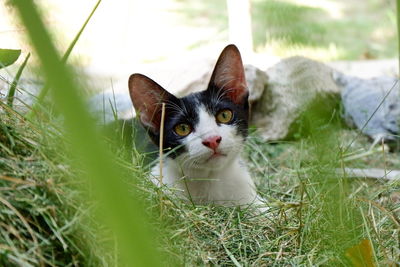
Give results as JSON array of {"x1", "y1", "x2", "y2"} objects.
[
  {"x1": 216, "y1": 109, "x2": 233, "y2": 123},
  {"x1": 174, "y1": 123, "x2": 192, "y2": 136}
]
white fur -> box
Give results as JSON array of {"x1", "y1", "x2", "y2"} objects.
[{"x1": 151, "y1": 106, "x2": 265, "y2": 209}]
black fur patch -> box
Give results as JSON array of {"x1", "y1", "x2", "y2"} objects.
[{"x1": 150, "y1": 86, "x2": 249, "y2": 159}]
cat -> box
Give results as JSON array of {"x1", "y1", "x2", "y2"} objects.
[{"x1": 128, "y1": 45, "x2": 265, "y2": 210}]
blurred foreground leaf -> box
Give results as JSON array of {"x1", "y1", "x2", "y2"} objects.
[
  {"x1": 9, "y1": 0, "x2": 162, "y2": 266},
  {"x1": 0, "y1": 49, "x2": 21, "y2": 68},
  {"x1": 345, "y1": 239, "x2": 376, "y2": 267},
  {"x1": 29, "y1": 0, "x2": 101, "y2": 118}
]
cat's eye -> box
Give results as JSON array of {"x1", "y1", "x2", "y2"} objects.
[
  {"x1": 174, "y1": 123, "x2": 192, "y2": 136},
  {"x1": 216, "y1": 109, "x2": 233, "y2": 124}
]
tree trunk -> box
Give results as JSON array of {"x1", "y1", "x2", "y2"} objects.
[{"x1": 226, "y1": 0, "x2": 254, "y2": 56}]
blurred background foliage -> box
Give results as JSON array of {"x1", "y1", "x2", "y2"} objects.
[
  {"x1": 175, "y1": 0, "x2": 396, "y2": 60},
  {"x1": 1, "y1": 0, "x2": 397, "y2": 73}
]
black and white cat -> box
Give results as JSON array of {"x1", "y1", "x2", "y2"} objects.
[{"x1": 128, "y1": 45, "x2": 265, "y2": 209}]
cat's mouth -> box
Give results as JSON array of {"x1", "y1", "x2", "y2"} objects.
[{"x1": 206, "y1": 151, "x2": 226, "y2": 161}]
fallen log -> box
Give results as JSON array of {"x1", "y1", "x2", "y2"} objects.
[{"x1": 338, "y1": 168, "x2": 400, "y2": 181}]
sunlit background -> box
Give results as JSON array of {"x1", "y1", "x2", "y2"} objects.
[
  {"x1": 0, "y1": 0, "x2": 398, "y2": 117},
  {"x1": 1, "y1": 0, "x2": 397, "y2": 82}
]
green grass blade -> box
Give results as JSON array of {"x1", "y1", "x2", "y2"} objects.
[
  {"x1": 60, "y1": 0, "x2": 102, "y2": 65},
  {"x1": 9, "y1": 0, "x2": 162, "y2": 266},
  {"x1": 6, "y1": 53, "x2": 30, "y2": 107},
  {"x1": 28, "y1": 0, "x2": 101, "y2": 118}
]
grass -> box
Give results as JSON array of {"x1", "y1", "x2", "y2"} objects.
[
  {"x1": 2, "y1": 107, "x2": 399, "y2": 265},
  {"x1": 252, "y1": 0, "x2": 397, "y2": 60},
  {"x1": 0, "y1": 109, "x2": 95, "y2": 266},
  {"x1": 1, "y1": 0, "x2": 399, "y2": 266}
]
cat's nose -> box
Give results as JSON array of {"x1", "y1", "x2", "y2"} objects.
[{"x1": 202, "y1": 136, "x2": 222, "y2": 150}]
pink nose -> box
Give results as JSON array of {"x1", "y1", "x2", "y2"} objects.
[{"x1": 202, "y1": 136, "x2": 222, "y2": 150}]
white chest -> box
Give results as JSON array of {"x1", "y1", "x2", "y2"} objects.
[{"x1": 151, "y1": 157, "x2": 263, "y2": 207}]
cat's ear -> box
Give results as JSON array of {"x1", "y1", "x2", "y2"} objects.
[
  {"x1": 208, "y1": 44, "x2": 248, "y2": 105},
  {"x1": 128, "y1": 74, "x2": 173, "y2": 133}
]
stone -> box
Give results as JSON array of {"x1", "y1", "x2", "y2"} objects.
[
  {"x1": 251, "y1": 56, "x2": 341, "y2": 140},
  {"x1": 335, "y1": 72, "x2": 400, "y2": 147}
]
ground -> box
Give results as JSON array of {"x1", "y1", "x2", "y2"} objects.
[{"x1": 1, "y1": 109, "x2": 399, "y2": 265}]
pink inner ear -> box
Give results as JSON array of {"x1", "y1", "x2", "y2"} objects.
[
  {"x1": 221, "y1": 70, "x2": 247, "y2": 105},
  {"x1": 128, "y1": 74, "x2": 170, "y2": 133},
  {"x1": 140, "y1": 110, "x2": 159, "y2": 131},
  {"x1": 137, "y1": 93, "x2": 163, "y2": 131},
  {"x1": 209, "y1": 45, "x2": 248, "y2": 105}
]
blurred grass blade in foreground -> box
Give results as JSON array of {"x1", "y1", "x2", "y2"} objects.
[
  {"x1": 9, "y1": 0, "x2": 161, "y2": 266},
  {"x1": 29, "y1": 0, "x2": 101, "y2": 118},
  {"x1": 345, "y1": 239, "x2": 376, "y2": 267}
]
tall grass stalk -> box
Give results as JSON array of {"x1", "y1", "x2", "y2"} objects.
[
  {"x1": 28, "y1": 0, "x2": 101, "y2": 119},
  {"x1": 6, "y1": 52, "x2": 30, "y2": 107},
  {"x1": 9, "y1": 0, "x2": 161, "y2": 266}
]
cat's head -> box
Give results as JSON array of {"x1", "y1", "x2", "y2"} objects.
[{"x1": 128, "y1": 45, "x2": 249, "y2": 170}]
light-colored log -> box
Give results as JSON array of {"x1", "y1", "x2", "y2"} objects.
[{"x1": 338, "y1": 168, "x2": 400, "y2": 181}]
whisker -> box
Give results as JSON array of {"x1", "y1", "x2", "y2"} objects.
[{"x1": 165, "y1": 100, "x2": 185, "y2": 115}]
